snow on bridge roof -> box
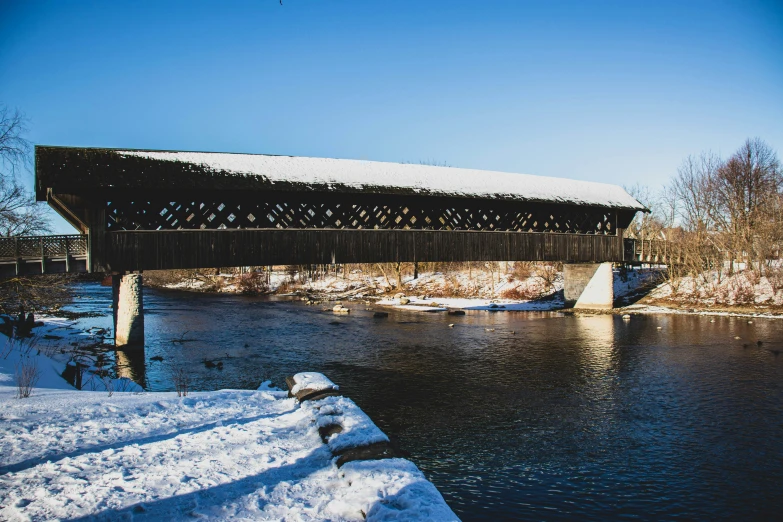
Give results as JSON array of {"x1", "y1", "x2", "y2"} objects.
[
  {"x1": 36, "y1": 146, "x2": 646, "y2": 211},
  {"x1": 116, "y1": 150, "x2": 645, "y2": 210}
]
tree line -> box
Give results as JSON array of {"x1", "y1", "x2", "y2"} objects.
[{"x1": 626, "y1": 138, "x2": 782, "y2": 297}]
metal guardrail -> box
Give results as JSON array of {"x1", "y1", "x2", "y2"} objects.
[{"x1": 0, "y1": 234, "x2": 87, "y2": 260}]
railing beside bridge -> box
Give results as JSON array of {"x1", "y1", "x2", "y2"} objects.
[
  {"x1": 624, "y1": 238, "x2": 672, "y2": 265},
  {"x1": 0, "y1": 234, "x2": 88, "y2": 275}
]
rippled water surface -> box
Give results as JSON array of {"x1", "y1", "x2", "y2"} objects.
[{"x1": 65, "y1": 283, "x2": 783, "y2": 520}]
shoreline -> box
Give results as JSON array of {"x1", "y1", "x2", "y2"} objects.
[
  {"x1": 139, "y1": 265, "x2": 782, "y2": 320},
  {"x1": 615, "y1": 301, "x2": 783, "y2": 319},
  {"x1": 0, "y1": 326, "x2": 458, "y2": 520},
  {"x1": 146, "y1": 279, "x2": 783, "y2": 320}
]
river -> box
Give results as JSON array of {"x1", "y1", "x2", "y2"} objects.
[{"x1": 58, "y1": 282, "x2": 783, "y2": 520}]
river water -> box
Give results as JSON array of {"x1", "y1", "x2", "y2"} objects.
[{"x1": 62, "y1": 282, "x2": 783, "y2": 520}]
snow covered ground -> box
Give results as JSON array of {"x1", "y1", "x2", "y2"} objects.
[
  {"x1": 156, "y1": 265, "x2": 665, "y2": 315},
  {"x1": 376, "y1": 268, "x2": 660, "y2": 312},
  {"x1": 150, "y1": 259, "x2": 782, "y2": 320},
  {"x1": 0, "y1": 338, "x2": 458, "y2": 521},
  {"x1": 611, "y1": 267, "x2": 783, "y2": 318},
  {"x1": 621, "y1": 303, "x2": 783, "y2": 319},
  {"x1": 376, "y1": 295, "x2": 562, "y2": 311},
  {"x1": 648, "y1": 269, "x2": 783, "y2": 307}
]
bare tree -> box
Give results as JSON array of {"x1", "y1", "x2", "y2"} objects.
[
  {"x1": 0, "y1": 180, "x2": 51, "y2": 236},
  {"x1": 625, "y1": 183, "x2": 667, "y2": 241},
  {"x1": 0, "y1": 104, "x2": 51, "y2": 236},
  {"x1": 665, "y1": 152, "x2": 726, "y2": 288},
  {"x1": 0, "y1": 274, "x2": 73, "y2": 315},
  {"x1": 0, "y1": 105, "x2": 32, "y2": 173},
  {"x1": 660, "y1": 139, "x2": 782, "y2": 300},
  {"x1": 710, "y1": 138, "x2": 782, "y2": 274},
  {"x1": 671, "y1": 152, "x2": 721, "y2": 234}
]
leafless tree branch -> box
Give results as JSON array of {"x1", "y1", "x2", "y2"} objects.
[
  {"x1": 0, "y1": 104, "x2": 32, "y2": 177},
  {"x1": 0, "y1": 104, "x2": 51, "y2": 237}
]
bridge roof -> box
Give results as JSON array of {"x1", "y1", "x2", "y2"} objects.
[{"x1": 36, "y1": 146, "x2": 646, "y2": 211}]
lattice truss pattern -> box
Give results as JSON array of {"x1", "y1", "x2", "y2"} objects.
[{"x1": 106, "y1": 200, "x2": 617, "y2": 235}]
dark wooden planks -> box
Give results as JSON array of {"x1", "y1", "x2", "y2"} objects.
[{"x1": 105, "y1": 229, "x2": 625, "y2": 272}]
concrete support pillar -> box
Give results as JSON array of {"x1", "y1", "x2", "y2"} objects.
[
  {"x1": 112, "y1": 273, "x2": 144, "y2": 347},
  {"x1": 563, "y1": 262, "x2": 614, "y2": 309}
]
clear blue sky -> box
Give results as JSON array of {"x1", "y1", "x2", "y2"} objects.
[{"x1": 1, "y1": 0, "x2": 781, "y2": 233}]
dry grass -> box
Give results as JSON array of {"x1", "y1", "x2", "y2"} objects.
[
  {"x1": 15, "y1": 356, "x2": 40, "y2": 398},
  {"x1": 144, "y1": 269, "x2": 229, "y2": 292},
  {"x1": 500, "y1": 285, "x2": 544, "y2": 300},
  {"x1": 172, "y1": 366, "x2": 189, "y2": 397},
  {"x1": 237, "y1": 272, "x2": 269, "y2": 294},
  {"x1": 2, "y1": 335, "x2": 40, "y2": 359},
  {"x1": 715, "y1": 277, "x2": 757, "y2": 305},
  {"x1": 510, "y1": 262, "x2": 535, "y2": 281},
  {"x1": 0, "y1": 275, "x2": 74, "y2": 315},
  {"x1": 769, "y1": 267, "x2": 783, "y2": 294},
  {"x1": 276, "y1": 279, "x2": 298, "y2": 294}
]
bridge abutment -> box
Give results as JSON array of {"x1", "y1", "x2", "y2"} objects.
[
  {"x1": 112, "y1": 273, "x2": 144, "y2": 347},
  {"x1": 564, "y1": 262, "x2": 614, "y2": 309}
]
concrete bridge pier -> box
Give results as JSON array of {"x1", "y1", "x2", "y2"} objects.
[
  {"x1": 564, "y1": 262, "x2": 614, "y2": 309},
  {"x1": 112, "y1": 272, "x2": 144, "y2": 347}
]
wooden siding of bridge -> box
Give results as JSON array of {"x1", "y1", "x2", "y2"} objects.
[
  {"x1": 34, "y1": 147, "x2": 647, "y2": 272},
  {"x1": 105, "y1": 229, "x2": 625, "y2": 272}
]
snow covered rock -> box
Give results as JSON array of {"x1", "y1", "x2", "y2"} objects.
[
  {"x1": 287, "y1": 371, "x2": 341, "y2": 401},
  {"x1": 290, "y1": 378, "x2": 399, "y2": 467},
  {"x1": 306, "y1": 396, "x2": 391, "y2": 454},
  {"x1": 333, "y1": 304, "x2": 351, "y2": 313}
]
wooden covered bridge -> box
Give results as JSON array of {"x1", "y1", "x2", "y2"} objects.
[{"x1": 30, "y1": 146, "x2": 646, "y2": 346}]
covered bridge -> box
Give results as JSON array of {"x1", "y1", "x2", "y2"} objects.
[
  {"x1": 36, "y1": 146, "x2": 645, "y2": 271},
  {"x1": 35, "y1": 146, "x2": 646, "y2": 345}
]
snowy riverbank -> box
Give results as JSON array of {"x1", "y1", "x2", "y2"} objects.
[
  {"x1": 376, "y1": 295, "x2": 562, "y2": 311},
  {"x1": 0, "y1": 336, "x2": 457, "y2": 520},
  {"x1": 149, "y1": 266, "x2": 660, "y2": 313}
]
